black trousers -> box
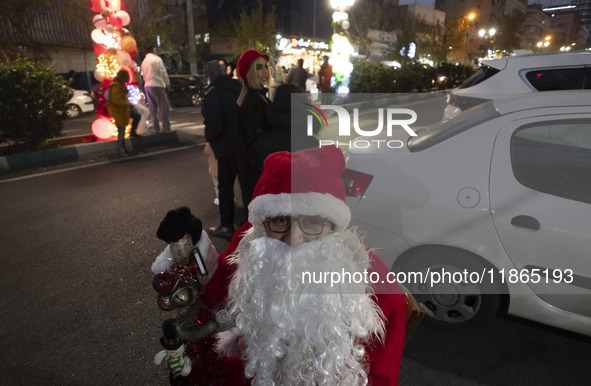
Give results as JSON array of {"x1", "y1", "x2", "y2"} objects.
[
  {"x1": 130, "y1": 109, "x2": 141, "y2": 135},
  {"x1": 217, "y1": 155, "x2": 238, "y2": 228}
]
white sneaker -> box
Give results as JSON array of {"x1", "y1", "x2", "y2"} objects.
[{"x1": 214, "y1": 198, "x2": 219, "y2": 206}]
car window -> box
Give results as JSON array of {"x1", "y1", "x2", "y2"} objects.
[
  {"x1": 169, "y1": 78, "x2": 181, "y2": 87},
  {"x1": 511, "y1": 120, "x2": 591, "y2": 204},
  {"x1": 459, "y1": 65, "x2": 500, "y2": 89},
  {"x1": 524, "y1": 67, "x2": 590, "y2": 91},
  {"x1": 407, "y1": 102, "x2": 500, "y2": 152}
]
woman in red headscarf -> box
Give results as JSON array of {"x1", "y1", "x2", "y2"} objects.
[{"x1": 234, "y1": 49, "x2": 272, "y2": 219}]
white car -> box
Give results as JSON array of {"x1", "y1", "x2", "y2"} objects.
[
  {"x1": 343, "y1": 90, "x2": 591, "y2": 337},
  {"x1": 65, "y1": 88, "x2": 95, "y2": 119},
  {"x1": 443, "y1": 51, "x2": 591, "y2": 120}
]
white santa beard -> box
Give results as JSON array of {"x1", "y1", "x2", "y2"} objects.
[{"x1": 223, "y1": 227, "x2": 385, "y2": 386}]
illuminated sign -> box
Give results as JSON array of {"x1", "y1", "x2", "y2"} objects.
[{"x1": 290, "y1": 38, "x2": 330, "y2": 50}]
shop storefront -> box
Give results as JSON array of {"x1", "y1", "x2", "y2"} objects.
[{"x1": 276, "y1": 37, "x2": 330, "y2": 76}]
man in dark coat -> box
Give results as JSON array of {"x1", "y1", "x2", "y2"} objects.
[
  {"x1": 202, "y1": 61, "x2": 243, "y2": 239},
  {"x1": 286, "y1": 58, "x2": 308, "y2": 92}
]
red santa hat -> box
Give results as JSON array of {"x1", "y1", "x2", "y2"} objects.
[
  {"x1": 248, "y1": 145, "x2": 351, "y2": 229},
  {"x1": 237, "y1": 49, "x2": 270, "y2": 80}
]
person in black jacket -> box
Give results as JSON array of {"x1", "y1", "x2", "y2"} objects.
[
  {"x1": 202, "y1": 61, "x2": 243, "y2": 239},
  {"x1": 253, "y1": 83, "x2": 319, "y2": 172},
  {"x1": 235, "y1": 49, "x2": 272, "y2": 215}
]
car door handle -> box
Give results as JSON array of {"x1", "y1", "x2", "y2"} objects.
[{"x1": 511, "y1": 215, "x2": 540, "y2": 231}]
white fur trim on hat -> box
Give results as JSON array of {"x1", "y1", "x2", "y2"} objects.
[
  {"x1": 151, "y1": 230, "x2": 219, "y2": 286},
  {"x1": 248, "y1": 192, "x2": 351, "y2": 228}
]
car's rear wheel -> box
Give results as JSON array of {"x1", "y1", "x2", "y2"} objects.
[
  {"x1": 190, "y1": 92, "x2": 203, "y2": 106},
  {"x1": 396, "y1": 248, "x2": 503, "y2": 331},
  {"x1": 66, "y1": 104, "x2": 81, "y2": 119}
]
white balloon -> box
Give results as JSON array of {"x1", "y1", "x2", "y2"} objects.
[
  {"x1": 93, "y1": 14, "x2": 107, "y2": 29},
  {"x1": 116, "y1": 50, "x2": 132, "y2": 67},
  {"x1": 94, "y1": 71, "x2": 105, "y2": 82},
  {"x1": 115, "y1": 10, "x2": 130, "y2": 26},
  {"x1": 91, "y1": 29, "x2": 105, "y2": 44}
]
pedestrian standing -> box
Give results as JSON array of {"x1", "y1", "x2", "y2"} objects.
[
  {"x1": 203, "y1": 142, "x2": 219, "y2": 205},
  {"x1": 202, "y1": 60, "x2": 243, "y2": 239},
  {"x1": 273, "y1": 64, "x2": 284, "y2": 86},
  {"x1": 107, "y1": 69, "x2": 140, "y2": 156},
  {"x1": 235, "y1": 49, "x2": 272, "y2": 218},
  {"x1": 286, "y1": 58, "x2": 308, "y2": 92},
  {"x1": 318, "y1": 55, "x2": 333, "y2": 92},
  {"x1": 141, "y1": 44, "x2": 171, "y2": 134}
]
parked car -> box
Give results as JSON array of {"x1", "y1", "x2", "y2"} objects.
[
  {"x1": 167, "y1": 76, "x2": 205, "y2": 107},
  {"x1": 443, "y1": 51, "x2": 591, "y2": 120},
  {"x1": 343, "y1": 90, "x2": 591, "y2": 337},
  {"x1": 65, "y1": 88, "x2": 95, "y2": 119}
]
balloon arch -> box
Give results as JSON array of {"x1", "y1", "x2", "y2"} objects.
[{"x1": 87, "y1": 0, "x2": 148, "y2": 139}]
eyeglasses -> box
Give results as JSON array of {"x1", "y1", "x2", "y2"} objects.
[{"x1": 264, "y1": 215, "x2": 332, "y2": 235}]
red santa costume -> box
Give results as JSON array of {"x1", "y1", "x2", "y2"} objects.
[{"x1": 152, "y1": 146, "x2": 406, "y2": 385}]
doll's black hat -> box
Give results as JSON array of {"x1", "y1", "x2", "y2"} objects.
[{"x1": 160, "y1": 318, "x2": 183, "y2": 350}]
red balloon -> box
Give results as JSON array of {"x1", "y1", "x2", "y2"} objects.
[
  {"x1": 95, "y1": 101, "x2": 110, "y2": 119},
  {"x1": 93, "y1": 44, "x2": 108, "y2": 56},
  {"x1": 129, "y1": 49, "x2": 139, "y2": 60},
  {"x1": 110, "y1": 16, "x2": 123, "y2": 30},
  {"x1": 87, "y1": 0, "x2": 104, "y2": 13}
]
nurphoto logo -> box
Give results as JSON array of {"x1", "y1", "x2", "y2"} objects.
[{"x1": 304, "y1": 103, "x2": 418, "y2": 149}]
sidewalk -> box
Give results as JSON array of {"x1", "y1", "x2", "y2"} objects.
[{"x1": 0, "y1": 128, "x2": 204, "y2": 174}]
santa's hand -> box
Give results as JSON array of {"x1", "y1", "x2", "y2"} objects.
[{"x1": 157, "y1": 207, "x2": 202, "y2": 244}]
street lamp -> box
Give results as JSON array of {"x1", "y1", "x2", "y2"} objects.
[
  {"x1": 329, "y1": 0, "x2": 356, "y2": 95},
  {"x1": 536, "y1": 35, "x2": 552, "y2": 51},
  {"x1": 477, "y1": 28, "x2": 496, "y2": 58}
]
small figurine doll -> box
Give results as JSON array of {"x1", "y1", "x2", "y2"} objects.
[{"x1": 154, "y1": 318, "x2": 192, "y2": 385}]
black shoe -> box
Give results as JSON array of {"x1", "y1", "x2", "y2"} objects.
[
  {"x1": 119, "y1": 149, "x2": 130, "y2": 157},
  {"x1": 208, "y1": 225, "x2": 234, "y2": 239}
]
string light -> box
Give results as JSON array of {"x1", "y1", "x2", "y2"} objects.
[
  {"x1": 96, "y1": 53, "x2": 121, "y2": 80},
  {"x1": 127, "y1": 84, "x2": 141, "y2": 105}
]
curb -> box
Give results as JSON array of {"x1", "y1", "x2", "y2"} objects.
[{"x1": 0, "y1": 130, "x2": 202, "y2": 174}]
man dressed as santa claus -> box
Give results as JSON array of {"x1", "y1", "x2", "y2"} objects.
[{"x1": 152, "y1": 145, "x2": 407, "y2": 385}]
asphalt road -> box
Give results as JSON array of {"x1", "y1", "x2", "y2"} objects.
[
  {"x1": 1, "y1": 146, "x2": 590, "y2": 385},
  {"x1": 0, "y1": 145, "x2": 229, "y2": 385}
]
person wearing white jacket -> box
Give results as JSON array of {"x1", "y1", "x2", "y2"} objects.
[{"x1": 141, "y1": 44, "x2": 171, "y2": 133}]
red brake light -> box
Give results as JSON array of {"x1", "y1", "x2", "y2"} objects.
[{"x1": 342, "y1": 168, "x2": 373, "y2": 197}]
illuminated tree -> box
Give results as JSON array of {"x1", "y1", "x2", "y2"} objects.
[
  {"x1": 494, "y1": 11, "x2": 525, "y2": 53},
  {"x1": 348, "y1": 1, "x2": 394, "y2": 59},
  {"x1": 419, "y1": 21, "x2": 448, "y2": 64},
  {"x1": 221, "y1": 0, "x2": 278, "y2": 57}
]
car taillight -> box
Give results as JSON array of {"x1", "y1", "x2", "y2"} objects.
[{"x1": 342, "y1": 168, "x2": 373, "y2": 197}]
